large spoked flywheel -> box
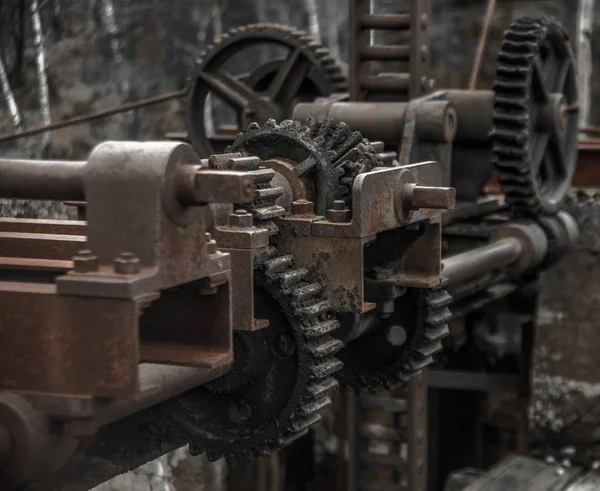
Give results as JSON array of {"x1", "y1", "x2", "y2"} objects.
[
  {"x1": 188, "y1": 24, "x2": 347, "y2": 157},
  {"x1": 492, "y1": 16, "x2": 578, "y2": 217}
]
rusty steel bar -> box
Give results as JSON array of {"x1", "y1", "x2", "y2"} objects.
[
  {"x1": 361, "y1": 44, "x2": 410, "y2": 61},
  {"x1": 92, "y1": 363, "x2": 230, "y2": 430},
  {"x1": 360, "y1": 74, "x2": 411, "y2": 93},
  {"x1": 359, "y1": 14, "x2": 411, "y2": 30},
  {"x1": 0, "y1": 159, "x2": 85, "y2": 200},
  {"x1": 468, "y1": 0, "x2": 497, "y2": 90},
  {"x1": 442, "y1": 237, "x2": 523, "y2": 287},
  {"x1": 0, "y1": 90, "x2": 187, "y2": 144}
]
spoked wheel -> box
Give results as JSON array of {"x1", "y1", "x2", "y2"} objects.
[
  {"x1": 187, "y1": 24, "x2": 347, "y2": 157},
  {"x1": 492, "y1": 16, "x2": 578, "y2": 217}
]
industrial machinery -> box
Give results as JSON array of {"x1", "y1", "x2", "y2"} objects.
[{"x1": 0, "y1": 1, "x2": 582, "y2": 490}]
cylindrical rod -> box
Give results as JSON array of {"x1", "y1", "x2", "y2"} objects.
[
  {"x1": 442, "y1": 237, "x2": 523, "y2": 287},
  {"x1": 0, "y1": 159, "x2": 85, "y2": 201},
  {"x1": 293, "y1": 101, "x2": 408, "y2": 145}
]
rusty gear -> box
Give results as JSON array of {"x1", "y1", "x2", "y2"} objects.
[
  {"x1": 491, "y1": 16, "x2": 578, "y2": 218},
  {"x1": 171, "y1": 154, "x2": 342, "y2": 461},
  {"x1": 337, "y1": 283, "x2": 452, "y2": 392},
  {"x1": 227, "y1": 118, "x2": 384, "y2": 215},
  {"x1": 188, "y1": 24, "x2": 347, "y2": 157}
]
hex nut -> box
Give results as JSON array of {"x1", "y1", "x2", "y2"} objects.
[
  {"x1": 291, "y1": 199, "x2": 314, "y2": 215},
  {"x1": 327, "y1": 200, "x2": 352, "y2": 223},
  {"x1": 229, "y1": 209, "x2": 254, "y2": 228},
  {"x1": 73, "y1": 249, "x2": 98, "y2": 273},
  {"x1": 114, "y1": 252, "x2": 141, "y2": 275}
]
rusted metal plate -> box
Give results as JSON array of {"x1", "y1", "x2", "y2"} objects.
[
  {"x1": 0, "y1": 283, "x2": 139, "y2": 398},
  {"x1": 0, "y1": 218, "x2": 86, "y2": 235},
  {"x1": 0, "y1": 232, "x2": 85, "y2": 260}
]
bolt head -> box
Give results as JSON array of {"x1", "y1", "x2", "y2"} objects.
[
  {"x1": 291, "y1": 199, "x2": 314, "y2": 215},
  {"x1": 206, "y1": 239, "x2": 218, "y2": 255},
  {"x1": 114, "y1": 253, "x2": 141, "y2": 275},
  {"x1": 229, "y1": 209, "x2": 253, "y2": 228},
  {"x1": 73, "y1": 249, "x2": 98, "y2": 273},
  {"x1": 332, "y1": 200, "x2": 346, "y2": 211},
  {"x1": 387, "y1": 325, "x2": 407, "y2": 347}
]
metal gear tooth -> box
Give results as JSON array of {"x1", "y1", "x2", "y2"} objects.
[
  {"x1": 247, "y1": 122, "x2": 260, "y2": 132},
  {"x1": 265, "y1": 118, "x2": 277, "y2": 129}
]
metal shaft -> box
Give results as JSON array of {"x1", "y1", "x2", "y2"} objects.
[
  {"x1": 442, "y1": 237, "x2": 523, "y2": 287},
  {"x1": 0, "y1": 159, "x2": 85, "y2": 201}
]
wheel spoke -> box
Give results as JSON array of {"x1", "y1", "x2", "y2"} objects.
[
  {"x1": 555, "y1": 60, "x2": 571, "y2": 93},
  {"x1": 267, "y1": 49, "x2": 312, "y2": 106},
  {"x1": 532, "y1": 56, "x2": 550, "y2": 103},
  {"x1": 531, "y1": 132, "x2": 550, "y2": 173},
  {"x1": 547, "y1": 125, "x2": 567, "y2": 178},
  {"x1": 197, "y1": 70, "x2": 258, "y2": 109}
]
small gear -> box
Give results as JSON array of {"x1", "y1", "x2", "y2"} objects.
[
  {"x1": 188, "y1": 24, "x2": 347, "y2": 157},
  {"x1": 491, "y1": 16, "x2": 578, "y2": 218},
  {"x1": 336, "y1": 282, "x2": 452, "y2": 392},
  {"x1": 227, "y1": 118, "x2": 386, "y2": 215}
]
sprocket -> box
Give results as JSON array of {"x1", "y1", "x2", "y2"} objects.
[
  {"x1": 491, "y1": 16, "x2": 578, "y2": 218},
  {"x1": 188, "y1": 23, "x2": 347, "y2": 157}
]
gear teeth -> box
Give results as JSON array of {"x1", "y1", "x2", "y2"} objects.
[
  {"x1": 278, "y1": 268, "x2": 309, "y2": 288},
  {"x1": 311, "y1": 359, "x2": 343, "y2": 379},
  {"x1": 250, "y1": 168, "x2": 277, "y2": 183},
  {"x1": 290, "y1": 282, "x2": 322, "y2": 303},
  {"x1": 307, "y1": 338, "x2": 344, "y2": 358},
  {"x1": 307, "y1": 377, "x2": 339, "y2": 399},
  {"x1": 303, "y1": 319, "x2": 340, "y2": 338},
  {"x1": 296, "y1": 300, "x2": 333, "y2": 319},
  {"x1": 424, "y1": 324, "x2": 450, "y2": 341},
  {"x1": 254, "y1": 187, "x2": 284, "y2": 201},
  {"x1": 416, "y1": 341, "x2": 443, "y2": 358},
  {"x1": 298, "y1": 396, "x2": 331, "y2": 417},
  {"x1": 409, "y1": 355, "x2": 434, "y2": 371},
  {"x1": 264, "y1": 255, "x2": 294, "y2": 274},
  {"x1": 289, "y1": 414, "x2": 321, "y2": 434}
]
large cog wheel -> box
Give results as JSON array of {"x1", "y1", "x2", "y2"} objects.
[
  {"x1": 170, "y1": 155, "x2": 342, "y2": 461},
  {"x1": 188, "y1": 24, "x2": 347, "y2": 157},
  {"x1": 492, "y1": 16, "x2": 578, "y2": 217}
]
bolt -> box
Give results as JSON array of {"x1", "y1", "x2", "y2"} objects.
[
  {"x1": 555, "y1": 466, "x2": 565, "y2": 476},
  {"x1": 387, "y1": 325, "x2": 407, "y2": 347},
  {"x1": 377, "y1": 300, "x2": 394, "y2": 319},
  {"x1": 291, "y1": 199, "x2": 314, "y2": 216},
  {"x1": 327, "y1": 200, "x2": 352, "y2": 223},
  {"x1": 229, "y1": 209, "x2": 253, "y2": 228},
  {"x1": 205, "y1": 232, "x2": 218, "y2": 254},
  {"x1": 114, "y1": 252, "x2": 141, "y2": 275},
  {"x1": 228, "y1": 399, "x2": 253, "y2": 424},
  {"x1": 561, "y1": 458, "x2": 571, "y2": 468},
  {"x1": 545, "y1": 455, "x2": 556, "y2": 465},
  {"x1": 592, "y1": 461, "x2": 600, "y2": 470},
  {"x1": 421, "y1": 13, "x2": 429, "y2": 29},
  {"x1": 420, "y1": 45, "x2": 429, "y2": 62},
  {"x1": 273, "y1": 332, "x2": 296, "y2": 357},
  {"x1": 73, "y1": 249, "x2": 98, "y2": 273}
]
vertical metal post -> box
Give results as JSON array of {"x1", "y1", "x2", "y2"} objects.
[
  {"x1": 407, "y1": 370, "x2": 428, "y2": 491},
  {"x1": 577, "y1": 0, "x2": 595, "y2": 134},
  {"x1": 349, "y1": 0, "x2": 370, "y2": 101},
  {"x1": 409, "y1": 0, "x2": 431, "y2": 98}
]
